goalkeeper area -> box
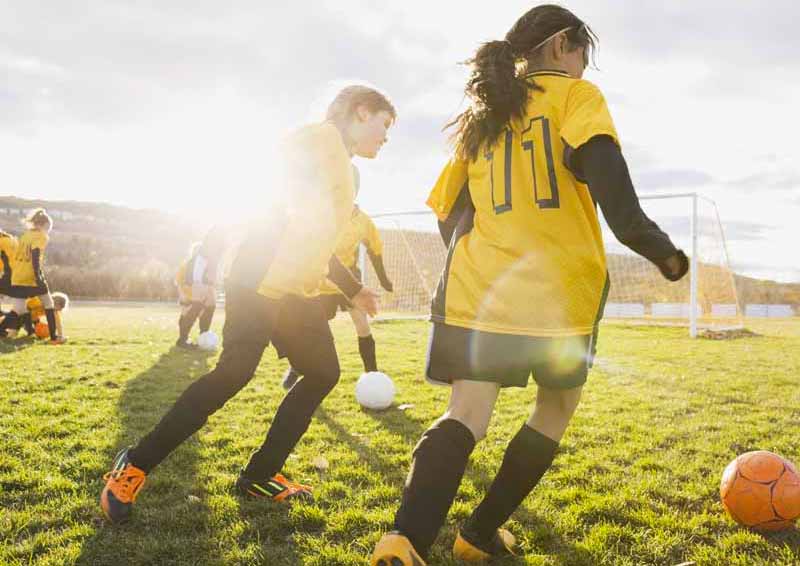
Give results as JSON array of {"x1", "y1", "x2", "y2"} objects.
[{"x1": 362, "y1": 193, "x2": 747, "y2": 337}]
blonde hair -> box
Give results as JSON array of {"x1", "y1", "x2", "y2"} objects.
[
  {"x1": 25, "y1": 208, "x2": 52, "y2": 230},
  {"x1": 52, "y1": 292, "x2": 70, "y2": 311},
  {"x1": 325, "y1": 84, "x2": 397, "y2": 124}
]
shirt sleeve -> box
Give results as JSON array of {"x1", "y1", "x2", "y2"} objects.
[
  {"x1": 426, "y1": 157, "x2": 469, "y2": 222},
  {"x1": 362, "y1": 216, "x2": 384, "y2": 256},
  {"x1": 561, "y1": 80, "x2": 620, "y2": 152}
]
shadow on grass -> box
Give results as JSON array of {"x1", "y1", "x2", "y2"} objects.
[
  {"x1": 76, "y1": 347, "x2": 222, "y2": 566},
  {"x1": 0, "y1": 334, "x2": 38, "y2": 354},
  {"x1": 318, "y1": 405, "x2": 585, "y2": 564}
]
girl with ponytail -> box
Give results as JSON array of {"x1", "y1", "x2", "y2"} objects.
[
  {"x1": 373, "y1": 5, "x2": 687, "y2": 565},
  {"x1": 4, "y1": 208, "x2": 65, "y2": 344}
]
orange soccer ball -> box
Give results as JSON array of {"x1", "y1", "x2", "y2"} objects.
[
  {"x1": 34, "y1": 321, "x2": 49, "y2": 339},
  {"x1": 720, "y1": 450, "x2": 800, "y2": 531}
]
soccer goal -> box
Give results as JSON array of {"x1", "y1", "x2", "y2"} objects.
[{"x1": 359, "y1": 193, "x2": 742, "y2": 337}]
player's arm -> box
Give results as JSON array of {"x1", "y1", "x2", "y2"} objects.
[
  {"x1": 327, "y1": 255, "x2": 363, "y2": 299},
  {"x1": 328, "y1": 255, "x2": 379, "y2": 316},
  {"x1": 363, "y1": 220, "x2": 393, "y2": 292},
  {"x1": 437, "y1": 186, "x2": 471, "y2": 246},
  {"x1": 570, "y1": 135, "x2": 689, "y2": 281},
  {"x1": 31, "y1": 248, "x2": 47, "y2": 287}
]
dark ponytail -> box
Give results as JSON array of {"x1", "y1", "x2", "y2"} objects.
[
  {"x1": 446, "y1": 40, "x2": 532, "y2": 162},
  {"x1": 447, "y1": 4, "x2": 596, "y2": 162}
]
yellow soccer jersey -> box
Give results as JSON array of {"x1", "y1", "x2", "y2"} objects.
[
  {"x1": 429, "y1": 71, "x2": 618, "y2": 337},
  {"x1": 12, "y1": 229, "x2": 49, "y2": 287},
  {"x1": 257, "y1": 121, "x2": 355, "y2": 298},
  {"x1": 0, "y1": 231, "x2": 17, "y2": 279},
  {"x1": 319, "y1": 207, "x2": 384, "y2": 295}
]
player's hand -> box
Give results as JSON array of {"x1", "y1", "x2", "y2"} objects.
[
  {"x1": 351, "y1": 287, "x2": 379, "y2": 317},
  {"x1": 659, "y1": 250, "x2": 689, "y2": 281}
]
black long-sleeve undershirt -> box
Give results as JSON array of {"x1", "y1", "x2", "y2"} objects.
[
  {"x1": 31, "y1": 248, "x2": 47, "y2": 288},
  {"x1": 327, "y1": 255, "x2": 363, "y2": 299},
  {"x1": 570, "y1": 135, "x2": 688, "y2": 281},
  {"x1": 366, "y1": 250, "x2": 393, "y2": 292}
]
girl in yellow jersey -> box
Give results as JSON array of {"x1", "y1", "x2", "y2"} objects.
[
  {"x1": 281, "y1": 172, "x2": 394, "y2": 389},
  {"x1": 373, "y1": 5, "x2": 688, "y2": 565},
  {"x1": 4, "y1": 209, "x2": 65, "y2": 344},
  {"x1": 0, "y1": 228, "x2": 16, "y2": 318},
  {"x1": 174, "y1": 228, "x2": 227, "y2": 348},
  {"x1": 101, "y1": 85, "x2": 396, "y2": 524}
]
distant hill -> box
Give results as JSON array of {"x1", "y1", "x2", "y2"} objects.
[
  {"x1": 0, "y1": 196, "x2": 206, "y2": 300},
  {"x1": 1, "y1": 196, "x2": 798, "y2": 309}
]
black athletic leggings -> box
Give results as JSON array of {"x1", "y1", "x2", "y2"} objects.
[{"x1": 129, "y1": 284, "x2": 340, "y2": 478}]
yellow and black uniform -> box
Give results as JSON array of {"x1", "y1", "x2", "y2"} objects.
[
  {"x1": 127, "y1": 120, "x2": 365, "y2": 480},
  {"x1": 8, "y1": 229, "x2": 50, "y2": 298},
  {"x1": 0, "y1": 229, "x2": 16, "y2": 294},
  {"x1": 426, "y1": 72, "x2": 685, "y2": 389},
  {"x1": 316, "y1": 206, "x2": 392, "y2": 319}
]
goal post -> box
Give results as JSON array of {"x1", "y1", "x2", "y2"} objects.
[{"x1": 358, "y1": 193, "x2": 742, "y2": 336}]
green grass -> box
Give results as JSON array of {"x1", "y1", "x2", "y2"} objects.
[{"x1": 1, "y1": 306, "x2": 800, "y2": 565}]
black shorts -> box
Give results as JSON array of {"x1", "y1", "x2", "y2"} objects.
[
  {"x1": 425, "y1": 322, "x2": 598, "y2": 390},
  {"x1": 317, "y1": 293, "x2": 352, "y2": 320},
  {"x1": 5, "y1": 284, "x2": 49, "y2": 299}
]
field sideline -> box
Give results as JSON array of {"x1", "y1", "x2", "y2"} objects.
[{"x1": 1, "y1": 306, "x2": 799, "y2": 565}]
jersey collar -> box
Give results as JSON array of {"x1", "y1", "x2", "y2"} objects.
[{"x1": 526, "y1": 69, "x2": 571, "y2": 78}]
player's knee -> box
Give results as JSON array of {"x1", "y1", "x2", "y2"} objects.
[
  {"x1": 314, "y1": 364, "x2": 341, "y2": 393},
  {"x1": 445, "y1": 411, "x2": 490, "y2": 442}
]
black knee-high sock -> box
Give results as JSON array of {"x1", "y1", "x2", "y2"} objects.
[
  {"x1": 45, "y1": 309, "x2": 58, "y2": 340},
  {"x1": 464, "y1": 424, "x2": 558, "y2": 542},
  {"x1": 199, "y1": 304, "x2": 216, "y2": 333},
  {"x1": 357, "y1": 334, "x2": 377, "y2": 372},
  {"x1": 394, "y1": 418, "x2": 476, "y2": 558}
]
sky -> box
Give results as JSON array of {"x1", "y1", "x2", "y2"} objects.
[{"x1": 1, "y1": 0, "x2": 798, "y2": 282}]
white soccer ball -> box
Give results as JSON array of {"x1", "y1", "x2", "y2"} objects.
[
  {"x1": 355, "y1": 371, "x2": 395, "y2": 410},
  {"x1": 197, "y1": 331, "x2": 219, "y2": 351}
]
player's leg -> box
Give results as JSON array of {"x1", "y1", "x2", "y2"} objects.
[
  {"x1": 348, "y1": 306, "x2": 377, "y2": 372},
  {"x1": 373, "y1": 379, "x2": 500, "y2": 565},
  {"x1": 239, "y1": 295, "x2": 340, "y2": 497},
  {"x1": 281, "y1": 295, "x2": 338, "y2": 390},
  {"x1": 3, "y1": 297, "x2": 27, "y2": 338},
  {"x1": 198, "y1": 287, "x2": 217, "y2": 334},
  {"x1": 100, "y1": 285, "x2": 277, "y2": 522},
  {"x1": 177, "y1": 302, "x2": 204, "y2": 348},
  {"x1": 455, "y1": 335, "x2": 591, "y2": 561},
  {"x1": 39, "y1": 293, "x2": 63, "y2": 343}
]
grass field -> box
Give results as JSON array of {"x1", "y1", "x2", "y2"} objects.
[{"x1": 2, "y1": 306, "x2": 800, "y2": 566}]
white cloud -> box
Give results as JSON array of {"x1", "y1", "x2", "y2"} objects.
[{"x1": 0, "y1": 1, "x2": 798, "y2": 281}]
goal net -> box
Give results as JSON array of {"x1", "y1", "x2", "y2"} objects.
[{"x1": 359, "y1": 193, "x2": 742, "y2": 337}]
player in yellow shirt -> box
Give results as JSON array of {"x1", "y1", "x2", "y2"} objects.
[
  {"x1": 174, "y1": 228, "x2": 227, "y2": 349},
  {"x1": 0, "y1": 228, "x2": 17, "y2": 318},
  {"x1": 3, "y1": 209, "x2": 65, "y2": 344},
  {"x1": 282, "y1": 193, "x2": 394, "y2": 389},
  {"x1": 372, "y1": 6, "x2": 688, "y2": 565},
  {"x1": 101, "y1": 84, "x2": 396, "y2": 524}
]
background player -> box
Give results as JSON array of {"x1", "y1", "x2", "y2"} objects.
[
  {"x1": 282, "y1": 172, "x2": 394, "y2": 389},
  {"x1": 175, "y1": 228, "x2": 227, "y2": 348},
  {"x1": 372, "y1": 5, "x2": 688, "y2": 565},
  {"x1": 0, "y1": 228, "x2": 16, "y2": 323},
  {"x1": 3, "y1": 209, "x2": 65, "y2": 344},
  {"x1": 100, "y1": 84, "x2": 395, "y2": 524}
]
